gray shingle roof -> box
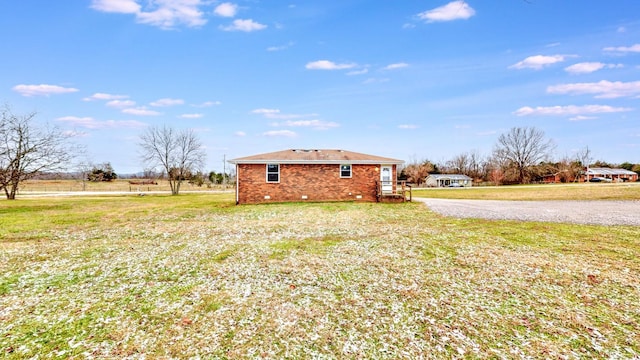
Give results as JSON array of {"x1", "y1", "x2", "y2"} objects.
[
  {"x1": 426, "y1": 174, "x2": 473, "y2": 181},
  {"x1": 587, "y1": 168, "x2": 636, "y2": 176},
  {"x1": 229, "y1": 149, "x2": 404, "y2": 165}
]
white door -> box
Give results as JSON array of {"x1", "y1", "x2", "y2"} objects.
[{"x1": 381, "y1": 165, "x2": 393, "y2": 194}]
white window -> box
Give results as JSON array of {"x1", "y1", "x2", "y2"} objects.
[
  {"x1": 266, "y1": 164, "x2": 279, "y2": 183},
  {"x1": 340, "y1": 164, "x2": 352, "y2": 178}
]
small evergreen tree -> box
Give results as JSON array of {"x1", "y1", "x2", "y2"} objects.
[{"x1": 87, "y1": 162, "x2": 117, "y2": 182}]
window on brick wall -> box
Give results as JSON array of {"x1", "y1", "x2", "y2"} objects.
[
  {"x1": 266, "y1": 164, "x2": 280, "y2": 183},
  {"x1": 340, "y1": 164, "x2": 352, "y2": 178}
]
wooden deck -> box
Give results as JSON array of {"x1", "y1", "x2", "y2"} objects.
[{"x1": 376, "y1": 181, "x2": 412, "y2": 203}]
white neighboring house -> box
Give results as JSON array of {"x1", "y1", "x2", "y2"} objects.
[
  {"x1": 425, "y1": 174, "x2": 473, "y2": 188},
  {"x1": 585, "y1": 167, "x2": 638, "y2": 182}
]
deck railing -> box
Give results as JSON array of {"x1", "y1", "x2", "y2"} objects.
[{"x1": 375, "y1": 180, "x2": 412, "y2": 202}]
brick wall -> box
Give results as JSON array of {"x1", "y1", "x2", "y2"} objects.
[{"x1": 236, "y1": 163, "x2": 395, "y2": 204}]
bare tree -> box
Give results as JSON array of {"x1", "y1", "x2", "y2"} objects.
[
  {"x1": 139, "y1": 125, "x2": 206, "y2": 195},
  {"x1": 575, "y1": 146, "x2": 592, "y2": 168},
  {"x1": 0, "y1": 106, "x2": 76, "y2": 199},
  {"x1": 75, "y1": 160, "x2": 93, "y2": 191},
  {"x1": 555, "y1": 156, "x2": 582, "y2": 183},
  {"x1": 575, "y1": 146, "x2": 592, "y2": 182},
  {"x1": 402, "y1": 159, "x2": 434, "y2": 186},
  {"x1": 492, "y1": 127, "x2": 555, "y2": 184},
  {"x1": 445, "y1": 150, "x2": 486, "y2": 181},
  {"x1": 446, "y1": 152, "x2": 469, "y2": 174}
]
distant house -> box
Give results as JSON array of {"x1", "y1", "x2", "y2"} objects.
[
  {"x1": 425, "y1": 174, "x2": 473, "y2": 188},
  {"x1": 228, "y1": 149, "x2": 406, "y2": 204},
  {"x1": 541, "y1": 171, "x2": 579, "y2": 184},
  {"x1": 584, "y1": 167, "x2": 638, "y2": 182}
]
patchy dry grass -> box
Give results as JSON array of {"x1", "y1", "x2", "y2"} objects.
[
  {"x1": 413, "y1": 182, "x2": 640, "y2": 201},
  {"x1": 1, "y1": 194, "x2": 639, "y2": 358}
]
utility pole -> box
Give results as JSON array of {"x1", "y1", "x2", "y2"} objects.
[{"x1": 223, "y1": 154, "x2": 226, "y2": 190}]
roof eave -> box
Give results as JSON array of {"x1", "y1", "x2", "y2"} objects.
[{"x1": 229, "y1": 159, "x2": 404, "y2": 165}]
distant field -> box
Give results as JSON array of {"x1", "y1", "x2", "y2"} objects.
[
  {"x1": 413, "y1": 182, "x2": 640, "y2": 201},
  {"x1": 1, "y1": 194, "x2": 638, "y2": 358},
  {"x1": 17, "y1": 179, "x2": 232, "y2": 193}
]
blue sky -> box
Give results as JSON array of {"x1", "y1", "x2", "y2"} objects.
[{"x1": 1, "y1": 0, "x2": 639, "y2": 174}]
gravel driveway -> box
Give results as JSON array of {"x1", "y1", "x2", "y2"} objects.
[{"x1": 415, "y1": 198, "x2": 640, "y2": 226}]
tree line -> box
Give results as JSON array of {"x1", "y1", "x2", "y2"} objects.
[{"x1": 400, "y1": 127, "x2": 639, "y2": 186}]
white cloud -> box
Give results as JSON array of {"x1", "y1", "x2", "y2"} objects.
[
  {"x1": 122, "y1": 107, "x2": 162, "y2": 116},
  {"x1": 547, "y1": 80, "x2": 640, "y2": 99},
  {"x1": 83, "y1": 93, "x2": 129, "y2": 101},
  {"x1": 509, "y1": 55, "x2": 568, "y2": 70},
  {"x1": 271, "y1": 119, "x2": 339, "y2": 130},
  {"x1": 192, "y1": 101, "x2": 221, "y2": 107},
  {"x1": 398, "y1": 124, "x2": 419, "y2": 129},
  {"x1": 251, "y1": 108, "x2": 280, "y2": 115},
  {"x1": 564, "y1": 62, "x2": 604, "y2": 74},
  {"x1": 347, "y1": 68, "x2": 369, "y2": 76},
  {"x1": 214, "y1": 2, "x2": 237, "y2": 17},
  {"x1": 90, "y1": 0, "x2": 140, "y2": 13},
  {"x1": 267, "y1": 45, "x2": 284, "y2": 51},
  {"x1": 513, "y1": 104, "x2": 632, "y2": 117},
  {"x1": 12, "y1": 84, "x2": 79, "y2": 97},
  {"x1": 272, "y1": 113, "x2": 316, "y2": 120},
  {"x1": 57, "y1": 116, "x2": 147, "y2": 129},
  {"x1": 569, "y1": 115, "x2": 597, "y2": 121},
  {"x1": 263, "y1": 130, "x2": 297, "y2": 137},
  {"x1": 267, "y1": 42, "x2": 294, "y2": 52},
  {"x1": 150, "y1": 98, "x2": 184, "y2": 107},
  {"x1": 91, "y1": 0, "x2": 207, "y2": 29},
  {"x1": 57, "y1": 116, "x2": 96, "y2": 127},
  {"x1": 564, "y1": 62, "x2": 622, "y2": 74},
  {"x1": 234, "y1": 131, "x2": 246, "y2": 137},
  {"x1": 252, "y1": 108, "x2": 320, "y2": 120},
  {"x1": 220, "y1": 19, "x2": 267, "y2": 32},
  {"x1": 418, "y1": 1, "x2": 475, "y2": 22},
  {"x1": 106, "y1": 100, "x2": 136, "y2": 108},
  {"x1": 603, "y1": 43, "x2": 640, "y2": 53},
  {"x1": 179, "y1": 113, "x2": 203, "y2": 119},
  {"x1": 383, "y1": 63, "x2": 409, "y2": 70},
  {"x1": 305, "y1": 60, "x2": 356, "y2": 70}
]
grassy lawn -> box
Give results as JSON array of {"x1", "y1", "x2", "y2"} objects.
[
  {"x1": 17, "y1": 179, "x2": 229, "y2": 193},
  {"x1": 413, "y1": 182, "x2": 640, "y2": 201},
  {"x1": 1, "y1": 193, "x2": 639, "y2": 358}
]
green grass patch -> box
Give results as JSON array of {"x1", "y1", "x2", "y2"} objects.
[
  {"x1": 0, "y1": 193, "x2": 235, "y2": 242},
  {"x1": 269, "y1": 235, "x2": 344, "y2": 259}
]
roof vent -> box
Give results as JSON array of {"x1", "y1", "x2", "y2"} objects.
[{"x1": 293, "y1": 149, "x2": 321, "y2": 153}]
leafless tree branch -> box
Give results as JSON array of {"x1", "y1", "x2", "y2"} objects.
[
  {"x1": 139, "y1": 125, "x2": 206, "y2": 195},
  {"x1": 0, "y1": 105, "x2": 78, "y2": 199}
]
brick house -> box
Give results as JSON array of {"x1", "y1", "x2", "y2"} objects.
[
  {"x1": 229, "y1": 149, "x2": 405, "y2": 204},
  {"x1": 584, "y1": 167, "x2": 638, "y2": 182}
]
